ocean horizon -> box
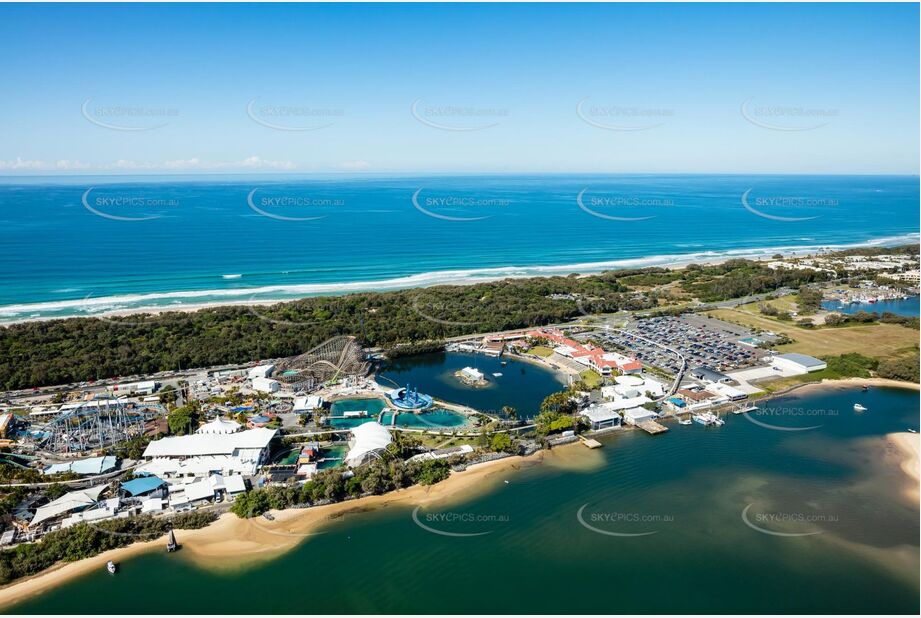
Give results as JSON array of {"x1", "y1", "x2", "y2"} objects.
[{"x1": 1, "y1": 174, "x2": 917, "y2": 322}]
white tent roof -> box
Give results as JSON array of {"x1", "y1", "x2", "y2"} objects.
[
  {"x1": 345, "y1": 422, "x2": 392, "y2": 467},
  {"x1": 196, "y1": 417, "x2": 241, "y2": 435},
  {"x1": 143, "y1": 428, "x2": 276, "y2": 458},
  {"x1": 31, "y1": 484, "x2": 107, "y2": 527}
]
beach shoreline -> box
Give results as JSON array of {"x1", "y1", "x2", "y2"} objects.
[
  {"x1": 763, "y1": 377, "x2": 921, "y2": 401},
  {"x1": 1, "y1": 376, "x2": 917, "y2": 609},
  {"x1": 888, "y1": 431, "x2": 920, "y2": 504},
  {"x1": 2, "y1": 237, "x2": 915, "y2": 326},
  {"x1": 0, "y1": 450, "x2": 553, "y2": 610}
]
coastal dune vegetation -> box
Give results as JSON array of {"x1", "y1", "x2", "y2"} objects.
[{"x1": 0, "y1": 260, "x2": 837, "y2": 390}]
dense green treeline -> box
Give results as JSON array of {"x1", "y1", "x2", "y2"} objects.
[
  {"x1": 0, "y1": 261, "x2": 836, "y2": 389},
  {"x1": 0, "y1": 511, "x2": 216, "y2": 585}
]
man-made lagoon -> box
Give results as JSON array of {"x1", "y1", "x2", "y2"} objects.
[{"x1": 378, "y1": 351, "x2": 566, "y2": 418}]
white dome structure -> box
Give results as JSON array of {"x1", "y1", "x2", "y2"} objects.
[
  {"x1": 345, "y1": 422, "x2": 392, "y2": 467},
  {"x1": 196, "y1": 417, "x2": 241, "y2": 435}
]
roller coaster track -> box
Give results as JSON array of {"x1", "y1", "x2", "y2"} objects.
[{"x1": 275, "y1": 336, "x2": 369, "y2": 391}]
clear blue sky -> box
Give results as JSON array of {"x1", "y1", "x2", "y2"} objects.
[{"x1": 0, "y1": 2, "x2": 917, "y2": 175}]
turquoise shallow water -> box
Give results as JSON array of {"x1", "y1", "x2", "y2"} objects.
[
  {"x1": 8, "y1": 385, "x2": 919, "y2": 614},
  {"x1": 0, "y1": 174, "x2": 917, "y2": 321}
]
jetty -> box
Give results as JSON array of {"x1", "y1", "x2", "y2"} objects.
[
  {"x1": 731, "y1": 403, "x2": 758, "y2": 415},
  {"x1": 637, "y1": 420, "x2": 669, "y2": 435},
  {"x1": 579, "y1": 435, "x2": 603, "y2": 449}
]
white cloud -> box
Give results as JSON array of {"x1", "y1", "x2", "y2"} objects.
[
  {"x1": 239, "y1": 155, "x2": 295, "y2": 170},
  {"x1": 0, "y1": 156, "x2": 298, "y2": 173},
  {"x1": 0, "y1": 157, "x2": 48, "y2": 170}
]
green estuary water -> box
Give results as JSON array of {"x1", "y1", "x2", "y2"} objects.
[{"x1": 7, "y1": 385, "x2": 919, "y2": 614}]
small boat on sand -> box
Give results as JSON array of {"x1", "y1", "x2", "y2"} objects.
[{"x1": 106, "y1": 560, "x2": 117, "y2": 575}]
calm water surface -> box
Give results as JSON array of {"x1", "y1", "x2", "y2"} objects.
[
  {"x1": 9, "y1": 385, "x2": 919, "y2": 614},
  {"x1": 379, "y1": 351, "x2": 566, "y2": 418},
  {"x1": 822, "y1": 295, "x2": 920, "y2": 317}
]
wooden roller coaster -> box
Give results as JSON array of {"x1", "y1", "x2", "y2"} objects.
[{"x1": 274, "y1": 336, "x2": 370, "y2": 392}]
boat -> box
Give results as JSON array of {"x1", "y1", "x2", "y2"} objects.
[
  {"x1": 692, "y1": 412, "x2": 723, "y2": 427},
  {"x1": 862, "y1": 385, "x2": 869, "y2": 392},
  {"x1": 106, "y1": 560, "x2": 117, "y2": 575},
  {"x1": 908, "y1": 428, "x2": 917, "y2": 434},
  {"x1": 492, "y1": 372, "x2": 503, "y2": 377},
  {"x1": 678, "y1": 417, "x2": 692, "y2": 425},
  {"x1": 500, "y1": 361, "x2": 507, "y2": 366},
  {"x1": 853, "y1": 403, "x2": 868, "y2": 412},
  {"x1": 166, "y1": 529, "x2": 178, "y2": 552}
]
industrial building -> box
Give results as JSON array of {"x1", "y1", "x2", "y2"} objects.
[{"x1": 771, "y1": 353, "x2": 828, "y2": 374}]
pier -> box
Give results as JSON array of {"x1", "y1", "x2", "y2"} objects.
[
  {"x1": 637, "y1": 420, "x2": 669, "y2": 435},
  {"x1": 579, "y1": 435, "x2": 602, "y2": 449},
  {"x1": 730, "y1": 403, "x2": 758, "y2": 415}
]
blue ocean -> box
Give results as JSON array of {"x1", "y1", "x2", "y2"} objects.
[{"x1": 0, "y1": 174, "x2": 917, "y2": 322}]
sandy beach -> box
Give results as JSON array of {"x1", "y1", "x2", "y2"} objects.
[
  {"x1": 764, "y1": 377, "x2": 921, "y2": 402},
  {"x1": 0, "y1": 451, "x2": 557, "y2": 610},
  {"x1": 0, "y1": 245, "x2": 851, "y2": 327},
  {"x1": 888, "y1": 431, "x2": 920, "y2": 503}
]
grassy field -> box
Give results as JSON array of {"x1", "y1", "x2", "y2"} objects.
[
  {"x1": 579, "y1": 370, "x2": 603, "y2": 389},
  {"x1": 528, "y1": 346, "x2": 554, "y2": 357},
  {"x1": 707, "y1": 308, "x2": 918, "y2": 358}
]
